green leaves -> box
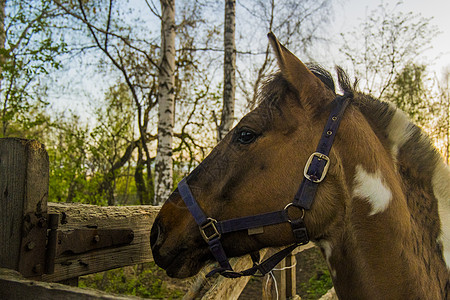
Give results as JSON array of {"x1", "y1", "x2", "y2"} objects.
[{"x1": 0, "y1": 0, "x2": 67, "y2": 137}]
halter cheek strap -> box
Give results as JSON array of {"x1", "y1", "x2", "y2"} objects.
[
  {"x1": 177, "y1": 179, "x2": 233, "y2": 271},
  {"x1": 177, "y1": 93, "x2": 352, "y2": 278}
]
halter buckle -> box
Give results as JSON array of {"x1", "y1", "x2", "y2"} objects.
[
  {"x1": 200, "y1": 218, "x2": 221, "y2": 242},
  {"x1": 304, "y1": 152, "x2": 330, "y2": 183}
]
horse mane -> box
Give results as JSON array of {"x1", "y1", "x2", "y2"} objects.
[{"x1": 258, "y1": 65, "x2": 450, "y2": 266}]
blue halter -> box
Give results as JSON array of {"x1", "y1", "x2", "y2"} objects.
[{"x1": 177, "y1": 92, "x2": 352, "y2": 278}]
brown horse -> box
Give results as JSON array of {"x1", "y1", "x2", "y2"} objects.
[{"x1": 151, "y1": 33, "x2": 450, "y2": 299}]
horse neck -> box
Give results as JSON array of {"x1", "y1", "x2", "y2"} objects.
[{"x1": 323, "y1": 105, "x2": 449, "y2": 299}]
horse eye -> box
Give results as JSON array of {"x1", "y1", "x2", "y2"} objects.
[{"x1": 237, "y1": 130, "x2": 257, "y2": 144}]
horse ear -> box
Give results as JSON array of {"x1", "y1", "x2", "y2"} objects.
[{"x1": 267, "y1": 32, "x2": 326, "y2": 107}]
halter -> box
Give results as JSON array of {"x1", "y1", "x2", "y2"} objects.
[{"x1": 177, "y1": 92, "x2": 352, "y2": 278}]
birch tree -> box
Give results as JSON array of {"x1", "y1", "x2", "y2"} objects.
[
  {"x1": 217, "y1": 0, "x2": 236, "y2": 141},
  {"x1": 154, "y1": 0, "x2": 175, "y2": 205}
]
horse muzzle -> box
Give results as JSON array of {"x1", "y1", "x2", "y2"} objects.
[{"x1": 150, "y1": 204, "x2": 211, "y2": 278}]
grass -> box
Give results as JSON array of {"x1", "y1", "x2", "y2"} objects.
[
  {"x1": 300, "y1": 269, "x2": 333, "y2": 299},
  {"x1": 78, "y1": 248, "x2": 333, "y2": 299},
  {"x1": 79, "y1": 262, "x2": 185, "y2": 299}
]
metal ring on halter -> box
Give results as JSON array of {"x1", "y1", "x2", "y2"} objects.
[{"x1": 284, "y1": 203, "x2": 305, "y2": 223}]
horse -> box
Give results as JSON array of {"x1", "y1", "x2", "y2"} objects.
[{"x1": 150, "y1": 33, "x2": 450, "y2": 299}]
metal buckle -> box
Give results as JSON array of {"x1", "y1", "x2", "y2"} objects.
[
  {"x1": 303, "y1": 152, "x2": 330, "y2": 183},
  {"x1": 200, "y1": 218, "x2": 221, "y2": 242}
]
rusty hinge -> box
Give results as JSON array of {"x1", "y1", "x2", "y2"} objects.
[
  {"x1": 18, "y1": 212, "x2": 48, "y2": 278},
  {"x1": 18, "y1": 212, "x2": 134, "y2": 278}
]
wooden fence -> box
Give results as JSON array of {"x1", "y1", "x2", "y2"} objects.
[{"x1": 0, "y1": 138, "x2": 336, "y2": 299}]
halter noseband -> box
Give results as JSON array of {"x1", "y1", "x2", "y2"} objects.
[{"x1": 177, "y1": 92, "x2": 352, "y2": 278}]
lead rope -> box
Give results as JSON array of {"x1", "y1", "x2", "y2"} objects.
[
  {"x1": 264, "y1": 256, "x2": 297, "y2": 299},
  {"x1": 266, "y1": 271, "x2": 279, "y2": 300}
]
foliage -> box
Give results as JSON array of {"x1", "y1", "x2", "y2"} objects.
[
  {"x1": 384, "y1": 63, "x2": 432, "y2": 127},
  {"x1": 0, "y1": 0, "x2": 66, "y2": 137},
  {"x1": 46, "y1": 113, "x2": 99, "y2": 204},
  {"x1": 340, "y1": 2, "x2": 438, "y2": 99},
  {"x1": 89, "y1": 83, "x2": 137, "y2": 205},
  {"x1": 431, "y1": 69, "x2": 450, "y2": 163},
  {"x1": 301, "y1": 269, "x2": 333, "y2": 300},
  {"x1": 47, "y1": 83, "x2": 139, "y2": 205},
  {"x1": 79, "y1": 263, "x2": 185, "y2": 299}
]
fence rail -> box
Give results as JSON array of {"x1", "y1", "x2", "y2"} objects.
[{"x1": 0, "y1": 138, "x2": 336, "y2": 299}]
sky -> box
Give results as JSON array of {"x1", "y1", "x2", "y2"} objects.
[
  {"x1": 48, "y1": 0, "x2": 450, "y2": 119},
  {"x1": 333, "y1": 0, "x2": 450, "y2": 76}
]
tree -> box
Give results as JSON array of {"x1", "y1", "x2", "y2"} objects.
[
  {"x1": 39, "y1": 0, "x2": 337, "y2": 208},
  {"x1": 90, "y1": 83, "x2": 137, "y2": 205},
  {"x1": 340, "y1": 2, "x2": 438, "y2": 99},
  {"x1": 53, "y1": 0, "x2": 161, "y2": 204},
  {"x1": 47, "y1": 113, "x2": 92, "y2": 204},
  {"x1": 385, "y1": 63, "x2": 432, "y2": 127},
  {"x1": 433, "y1": 68, "x2": 450, "y2": 164},
  {"x1": 0, "y1": 1, "x2": 5, "y2": 79},
  {"x1": 154, "y1": 0, "x2": 176, "y2": 205},
  {"x1": 236, "y1": 0, "x2": 334, "y2": 110},
  {"x1": 217, "y1": 0, "x2": 235, "y2": 142},
  {"x1": 0, "y1": 0, "x2": 66, "y2": 137},
  {"x1": 53, "y1": 0, "x2": 212, "y2": 205}
]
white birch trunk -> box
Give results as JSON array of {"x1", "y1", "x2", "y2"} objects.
[
  {"x1": 155, "y1": 0, "x2": 175, "y2": 205},
  {"x1": 217, "y1": 0, "x2": 236, "y2": 142}
]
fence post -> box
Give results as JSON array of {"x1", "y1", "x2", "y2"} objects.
[
  {"x1": 285, "y1": 252, "x2": 297, "y2": 299},
  {"x1": 274, "y1": 258, "x2": 287, "y2": 300},
  {"x1": 264, "y1": 251, "x2": 299, "y2": 300},
  {"x1": 0, "y1": 138, "x2": 49, "y2": 279}
]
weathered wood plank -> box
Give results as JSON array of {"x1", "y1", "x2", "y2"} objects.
[
  {"x1": 319, "y1": 287, "x2": 337, "y2": 300},
  {"x1": 293, "y1": 242, "x2": 315, "y2": 255},
  {"x1": 42, "y1": 203, "x2": 160, "y2": 282},
  {"x1": 0, "y1": 268, "x2": 142, "y2": 300},
  {"x1": 0, "y1": 138, "x2": 49, "y2": 275},
  {"x1": 200, "y1": 249, "x2": 268, "y2": 300}
]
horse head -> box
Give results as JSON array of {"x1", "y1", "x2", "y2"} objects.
[
  {"x1": 150, "y1": 33, "x2": 348, "y2": 278},
  {"x1": 150, "y1": 33, "x2": 450, "y2": 299}
]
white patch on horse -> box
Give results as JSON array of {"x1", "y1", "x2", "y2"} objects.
[
  {"x1": 433, "y1": 161, "x2": 450, "y2": 269},
  {"x1": 318, "y1": 240, "x2": 336, "y2": 279},
  {"x1": 386, "y1": 106, "x2": 414, "y2": 159},
  {"x1": 353, "y1": 165, "x2": 392, "y2": 216}
]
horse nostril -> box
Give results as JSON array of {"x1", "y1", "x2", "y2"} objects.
[{"x1": 150, "y1": 220, "x2": 162, "y2": 250}]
